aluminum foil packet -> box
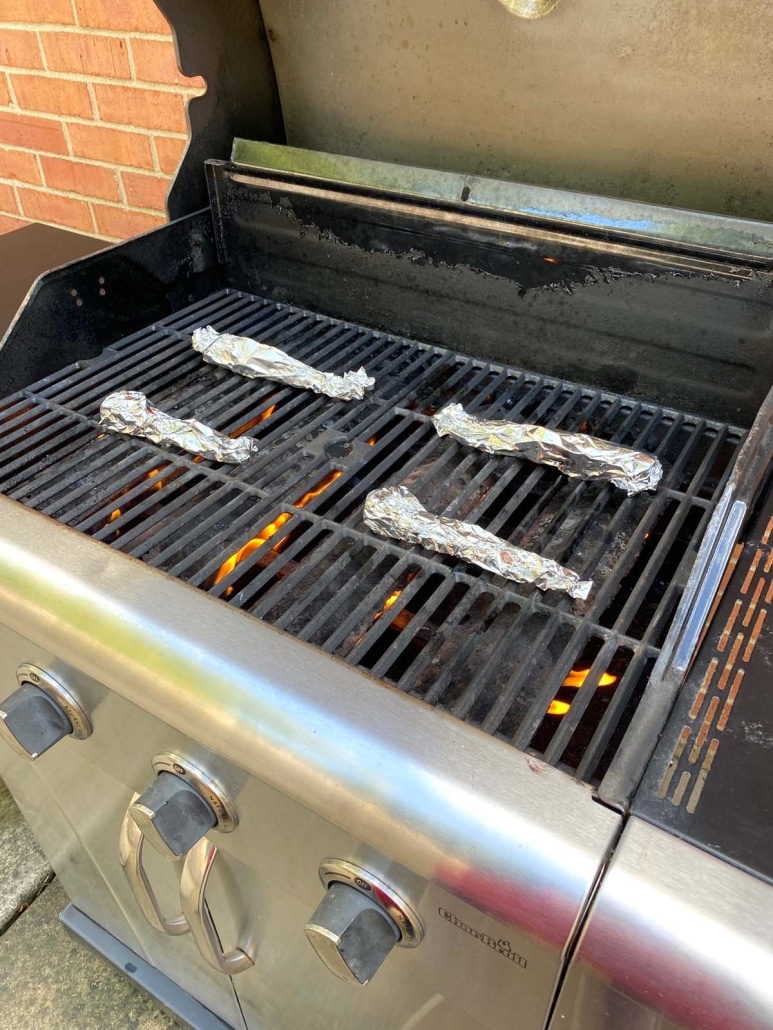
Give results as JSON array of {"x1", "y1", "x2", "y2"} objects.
[
  {"x1": 99, "y1": 391, "x2": 258, "y2": 463},
  {"x1": 364, "y1": 485, "x2": 592, "y2": 600},
  {"x1": 191, "y1": 325, "x2": 375, "y2": 401},
  {"x1": 432, "y1": 403, "x2": 663, "y2": 495}
]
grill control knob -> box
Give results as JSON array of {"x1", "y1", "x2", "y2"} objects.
[
  {"x1": 0, "y1": 665, "x2": 92, "y2": 761},
  {"x1": 305, "y1": 882, "x2": 401, "y2": 985},
  {"x1": 129, "y1": 772, "x2": 217, "y2": 860},
  {"x1": 0, "y1": 682, "x2": 72, "y2": 760}
]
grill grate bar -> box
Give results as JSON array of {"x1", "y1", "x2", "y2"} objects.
[
  {"x1": 511, "y1": 626, "x2": 601, "y2": 749},
  {"x1": 271, "y1": 537, "x2": 362, "y2": 633},
  {"x1": 480, "y1": 613, "x2": 568, "y2": 734},
  {"x1": 235, "y1": 517, "x2": 323, "y2": 611},
  {"x1": 343, "y1": 559, "x2": 429, "y2": 667},
  {"x1": 25, "y1": 428, "x2": 142, "y2": 495},
  {"x1": 253, "y1": 532, "x2": 360, "y2": 624},
  {"x1": 368, "y1": 574, "x2": 461, "y2": 682},
  {"x1": 0, "y1": 428, "x2": 76, "y2": 484},
  {"x1": 542, "y1": 637, "x2": 629, "y2": 763},
  {"x1": 448, "y1": 602, "x2": 535, "y2": 721},
  {"x1": 39, "y1": 448, "x2": 164, "y2": 522},
  {"x1": 395, "y1": 582, "x2": 481, "y2": 693},
  {"x1": 125, "y1": 484, "x2": 245, "y2": 564},
  {"x1": 150, "y1": 490, "x2": 270, "y2": 575},
  {"x1": 312, "y1": 552, "x2": 412, "y2": 653},
  {"x1": 421, "y1": 592, "x2": 513, "y2": 706},
  {"x1": 0, "y1": 416, "x2": 92, "y2": 489},
  {"x1": 88, "y1": 467, "x2": 199, "y2": 540},
  {"x1": 573, "y1": 652, "x2": 653, "y2": 780},
  {"x1": 111, "y1": 478, "x2": 229, "y2": 554},
  {"x1": 0, "y1": 404, "x2": 62, "y2": 451}
]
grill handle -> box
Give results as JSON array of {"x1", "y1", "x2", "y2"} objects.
[
  {"x1": 118, "y1": 799, "x2": 190, "y2": 937},
  {"x1": 180, "y1": 839, "x2": 254, "y2": 975}
]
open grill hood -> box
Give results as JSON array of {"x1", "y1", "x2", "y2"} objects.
[{"x1": 157, "y1": 0, "x2": 773, "y2": 224}]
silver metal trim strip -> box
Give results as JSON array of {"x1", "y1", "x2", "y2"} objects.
[{"x1": 231, "y1": 140, "x2": 773, "y2": 262}]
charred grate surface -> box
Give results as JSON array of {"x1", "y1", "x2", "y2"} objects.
[{"x1": 0, "y1": 288, "x2": 745, "y2": 786}]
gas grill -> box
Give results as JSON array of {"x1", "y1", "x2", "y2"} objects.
[{"x1": 2, "y1": 3, "x2": 773, "y2": 1029}]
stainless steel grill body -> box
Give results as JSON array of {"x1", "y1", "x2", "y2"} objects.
[{"x1": 0, "y1": 500, "x2": 620, "y2": 1029}]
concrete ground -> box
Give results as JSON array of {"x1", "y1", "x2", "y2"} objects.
[{"x1": 0, "y1": 777, "x2": 181, "y2": 1030}]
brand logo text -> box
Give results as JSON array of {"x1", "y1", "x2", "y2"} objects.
[{"x1": 438, "y1": 908, "x2": 527, "y2": 968}]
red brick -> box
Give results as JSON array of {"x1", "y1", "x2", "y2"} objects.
[
  {"x1": 41, "y1": 31, "x2": 130, "y2": 79},
  {"x1": 0, "y1": 28, "x2": 43, "y2": 69},
  {"x1": 154, "y1": 134, "x2": 185, "y2": 175},
  {"x1": 121, "y1": 170, "x2": 168, "y2": 211},
  {"x1": 129, "y1": 37, "x2": 204, "y2": 89},
  {"x1": 94, "y1": 83, "x2": 186, "y2": 132},
  {"x1": 11, "y1": 74, "x2": 93, "y2": 118},
  {"x1": 0, "y1": 181, "x2": 19, "y2": 212},
  {"x1": 73, "y1": 0, "x2": 169, "y2": 34},
  {"x1": 0, "y1": 111, "x2": 67, "y2": 154},
  {"x1": 68, "y1": 122, "x2": 154, "y2": 169},
  {"x1": 0, "y1": 0, "x2": 74, "y2": 23},
  {"x1": 41, "y1": 155, "x2": 119, "y2": 201},
  {"x1": 92, "y1": 203, "x2": 164, "y2": 239},
  {"x1": 0, "y1": 146, "x2": 42, "y2": 184},
  {"x1": 0, "y1": 74, "x2": 9, "y2": 107},
  {"x1": 18, "y1": 186, "x2": 92, "y2": 232},
  {"x1": 0, "y1": 211, "x2": 28, "y2": 234}
]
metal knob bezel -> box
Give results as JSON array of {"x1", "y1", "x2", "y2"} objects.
[
  {"x1": 15, "y1": 663, "x2": 92, "y2": 740},
  {"x1": 150, "y1": 751, "x2": 237, "y2": 833},
  {"x1": 318, "y1": 859, "x2": 423, "y2": 948}
]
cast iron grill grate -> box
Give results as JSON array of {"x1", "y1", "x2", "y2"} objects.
[{"x1": 0, "y1": 288, "x2": 745, "y2": 786}]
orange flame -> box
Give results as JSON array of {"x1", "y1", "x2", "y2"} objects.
[
  {"x1": 107, "y1": 467, "x2": 164, "y2": 526},
  {"x1": 547, "y1": 701, "x2": 571, "y2": 716},
  {"x1": 212, "y1": 468, "x2": 343, "y2": 588},
  {"x1": 562, "y1": 668, "x2": 617, "y2": 689},
  {"x1": 230, "y1": 405, "x2": 276, "y2": 438},
  {"x1": 370, "y1": 573, "x2": 418, "y2": 632},
  {"x1": 352, "y1": 582, "x2": 414, "y2": 646},
  {"x1": 294, "y1": 469, "x2": 342, "y2": 508},
  {"x1": 213, "y1": 512, "x2": 292, "y2": 585},
  {"x1": 547, "y1": 667, "x2": 618, "y2": 716},
  {"x1": 373, "y1": 589, "x2": 413, "y2": 630},
  {"x1": 381, "y1": 590, "x2": 402, "y2": 614}
]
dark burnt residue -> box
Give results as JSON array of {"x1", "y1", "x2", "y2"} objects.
[{"x1": 212, "y1": 165, "x2": 773, "y2": 427}]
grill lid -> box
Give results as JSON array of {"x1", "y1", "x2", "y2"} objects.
[{"x1": 160, "y1": 0, "x2": 773, "y2": 223}]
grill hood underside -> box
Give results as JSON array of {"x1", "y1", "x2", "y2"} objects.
[{"x1": 155, "y1": 0, "x2": 773, "y2": 225}]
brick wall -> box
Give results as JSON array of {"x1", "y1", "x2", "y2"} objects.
[{"x1": 0, "y1": 0, "x2": 204, "y2": 240}]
